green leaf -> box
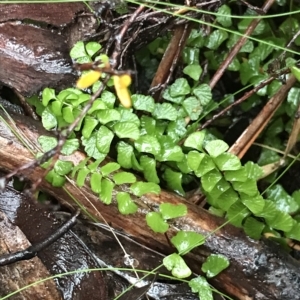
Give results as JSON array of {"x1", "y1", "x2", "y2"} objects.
[
  {"x1": 90, "y1": 172, "x2": 102, "y2": 193},
  {"x1": 85, "y1": 41, "x2": 101, "y2": 57},
  {"x1": 160, "y1": 203, "x2": 187, "y2": 220},
  {"x1": 42, "y1": 108, "x2": 57, "y2": 130},
  {"x1": 204, "y1": 140, "x2": 229, "y2": 157},
  {"x1": 169, "y1": 78, "x2": 191, "y2": 97},
  {"x1": 206, "y1": 179, "x2": 230, "y2": 205},
  {"x1": 45, "y1": 169, "x2": 66, "y2": 187},
  {"x1": 241, "y1": 193, "x2": 265, "y2": 214},
  {"x1": 140, "y1": 155, "x2": 159, "y2": 184},
  {"x1": 113, "y1": 122, "x2": 140, "y2": 140},
  {"x1": 76, "y1": 167, "x2": 90, "y2": 187},
  {"x1": 243, "y1": 217, "x2": 265, "y2": 240},
  {"x1": 101, "y1": 162, "x2": 120, "y2": 176},
  {"x1": 201, "y1": 254, "x2": 230, "y2": 278},
  {"x1": 213, "y1": 153, "x2": 241, "y2": 171},
  {"x1": 291, "y1": 65, "x2": 300, "y2": 82},
  {"x1": 96, "y1": 126, "x2": 114, "y2": 154},
  {"x1": 256, "y1": 200, "x2": 278, "y2": 222},
  {"x1": 187, "y1": 151, "x2": 205, "y2": 171},
  {"x1": 216, "y1": 5, "x2": 232, "y2": 27},
  {"x1": 182, "y1": 97, "x2": 203, "y2": 121},
  {"x1": 157, "y1": 137, "x2": 184, "y2": 162},
  {"x1": 208, "y1": 206, "x2": 225, "y2": 217},
  {"x1": 88, "y1": 99, "x2": 107, "y2": 114},
  {"x1": 183, "y1": 64, "x2": 202, "y2": 81},
  {"x1": 82, "y1": 116, "x2": 99, "y2": 139},
  {"x1": 38, "y1": 136, "x2": 58, "y2": 152},
  {"x1": 101, "y1": 90, "x2": 116, "y2": 108},
  {"x1": 61, "y1": 138, "x2": 80, "y2": 155},
  {"x1": 287, "y1": 87, "x2": 300, "y2": 117},
  {"x1": 167, "y1": 119, "x2": 187, "y2": 142},
  {"x1": 189, "y1": 276, "x2": 213, "y2": 300},
  {"x1": 232, "y1": 179, "x2": 258, "y2": 196},
  {"x1": 224, "y1": 167, "x2": 248, "y2": 182},
  {"x1": 88, "y1": 158, "x2": 105, "y2": 171},
  {"x1": 195, "y1": 155, "x2": 216, "y2": 177},
  {"x1": 99, "y1": 178, "x2": 114, "y2": 204},
  {"x1": 184, "y1": 131, "x2": 206, "y2": 151},
  {"x1": 250, "y1": 41, "x2": 274, "y2": 62},
  {"x1": 152, "y1": 103, "x2": 177, "y2": 121},
  {"x1": 226, "y1": 201, "x2": 250, "y2": 227},
  {"x1": 132, "y1": 94, "x2": 155, "y2": 112},
  {"x1": 285, "y1": 222, "x2": 300, "y2": 241},
  {"x1": 97, "y1": 109, "x2": 121, "y2": 124},
  {"x1": 117, "y1": 192, "x2": 138, "y2": 215},
  {"x1": 62, "y1": 106, "x2": 75, "y2": 123},
  {"x1": 266, "y1": 184, "x2": 299, "y2": 214},
  {"x1": 140, "y1": 116, "x2": 156, "y2": 135},
  {"x1": 201, "y1": 169, "x2": 222, "y2": 193},
  {"x1": 163, "y1": 168, "x2": 185, "y2": 196},
  {"x1": 238, "y1": 17, "x2": 267, "y2": 36},
  {"x1": 162, "y1": 87, "x2": 185, "y2": 104},
  {"x1": 54, "y1": 160, "x2": 73, "y2": 176},
  {"x1": 82, "y1": 133, "x2": 106, "y2": 160},
  {"x1": 205, "y1": 29, "x2": 228, "y2": 50},
  {"x1": 187, "y1": 29, "x2": 206, "y2": 47},
  {"x1": 171, "y1": 231, "x2": 205, "y2": 254},
  {"x1": 244, "y1": 161, "x2": 264, "y2": 180},
  {"x1": 146, "y1": 212, "x2": 169, "y2": 233},
  {"x1": 51, "y1": 100, "x2": 63, "y2": 116},
  {"x1": 130, "y1": 182, "x2": 160, "y2": 196},
  {"x1": 192, "y1": 84, "x2": 212, "y2": 105},
  {"x1": 183, "y1": 46, "x2": 200, "y2": 65},
  {"x1": 70, "y1": 41, "x2": 88, "y2": 59},
  {"x1": 163, "y1": 253, "x2": 192, "y2": 279},
  {"x1": 177, "y1": 155, "x2": 192, "y2": 174},
  {"x1": 240, "y1": 60, "x2": 258, "y2": 85},
  {"x1": 113, "y1": 172, "x2": 136, "y2": 184},
  {"x1": 118, "y1": 108, "x2": 140, "y2": 126},
  {"x1": 215, "y1": 188, "x2": 239, "y2": 211},
  {"x1": 292, "y1": 190, "x2": 300, "y2": 207},
  {"x1": 134, "y1": 135, "x2": 161, "y2": 156},
  {"x1": 230, "y1": 34, "x2": 254, "y2": 53},
  {"x1": 42, "y1": 88, "x2": 56, "y2": 106},
  {"x1": 117, "y1": 142, "x2": 134, "y2": 169},
  {"x1": 266, "y1": 210, "x2": 294, "y2": 232}
]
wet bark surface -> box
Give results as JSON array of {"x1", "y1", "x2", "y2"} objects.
[{"x1": 0, "y1": 3, "x2": 96, "y2": 95}]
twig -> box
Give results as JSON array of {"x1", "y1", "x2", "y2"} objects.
[
  {"x1": 0, "y1": 210, "x2": 80, "y2": 266},
  {"x1": 209, "y1": 0, "x2": 275, "y2": 89}
]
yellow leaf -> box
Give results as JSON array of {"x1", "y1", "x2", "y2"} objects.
[
  {"x1": 76, "y1": 70, "x2": 102, "y2": 89},
  {"x1": 114, "y1": 75, "x2": 132, "y2": 108}
]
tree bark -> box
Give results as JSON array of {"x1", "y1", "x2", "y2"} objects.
[{"x1": 0, "y1": 109, "x2": 300, "y2": 300}]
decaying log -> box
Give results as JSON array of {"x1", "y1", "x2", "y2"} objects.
[
  {"x1": 0, "y1": 3, "x2": 86, "y2": 26},
  {"x1": 0, "y1": 3, "x2": 96, "y2": 96},
  {"x1": 1, "y1": 110, "x2": 300, "y2": 300},
  {"x1": 0, "y1": 211, "x2": 62, "y2": 300}
]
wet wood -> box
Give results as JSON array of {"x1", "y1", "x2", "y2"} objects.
[
  {"x1": 229, "y1": 75, "x2": 297, "y2": 158},
  {"x1": 1, "y1": 111, "x2": 300, "y2": 300},
  {"x1": 0, "y1": 211, "x2": 62, "y2": 300},
  {"x1": 0, "y1": 3, "x2": 85, "y2": 26},
  {"x1": 0, "y1": 22, "x2": 75, "y2": 96},
  {"x1": 150, "y1": 24, "x2": 192, "y2": 99},
  {"x1": 0, "y1": 3, "x2": 97, "y2": 96},
  {"x1": 0, "y1": 183, "x2": 108, "y2": 300}
]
